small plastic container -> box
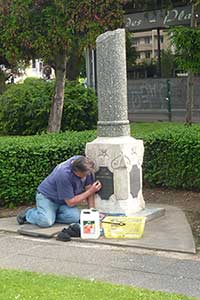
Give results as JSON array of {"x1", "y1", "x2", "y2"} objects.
[{"x1": 80, "y1": 209, "x2": 100, "y2": 239}]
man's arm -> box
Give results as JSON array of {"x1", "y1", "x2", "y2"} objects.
[
  {"x1": 65, "y1": 181, "x2": 101, "y2": 207},
  {"x1": 85, "y1": 185, "x2": 95, "y2": 208}
]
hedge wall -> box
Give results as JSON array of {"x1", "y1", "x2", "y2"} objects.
[
  {"x1": 0, "y1": 124, "x2": 200, "y2": 207},
  {"x1": 0, "y1": 131, "x2": 96, "y2": 207},
  {"x1": 142, "y1": 126, "x2": 200, "y2": 190}
]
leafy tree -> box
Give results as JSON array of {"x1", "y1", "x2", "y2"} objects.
[
  {"x1": 0, "y1": 0, "x2": 126, "y2": 133},
  {"x1": 169, "y1": 1, "x2": 200, "y2": 124},
  {"x1": 123, "y1": 0, "x2": 188, "y2": 12},
  {"x1": 161, "y1": 49, "x2": 177, "y2": 78},
  {"x1": 0, "y1": 48, "x2": 15, "y2": 94},
  {"x1": 170, "y1": 27, "x2": 200, "y2": 74},
  {"x1": 0, "y1": 70, "x2": 6, "y2": 95},
  {"x1": 126, "y1": 32, "x2": 137, "y2": 69}
]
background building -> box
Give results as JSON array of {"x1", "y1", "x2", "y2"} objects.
[{"x1": 132, "y1": 30, "x2": 170, "y2": 62}]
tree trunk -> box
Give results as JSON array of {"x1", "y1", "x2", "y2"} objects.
[
  {"x1": 66, "y1": 47, "x2": 82, "y2": 81},
  {"x1": 66, "y1": 40, "x2": 83, "y2": 81},
  {"x1": 0, "y1": 70, "x2": 6, "y2": 94},
  {"x1": 185, "y1": 72, "x2": 194, "y2": 125},
  {"x1": 48, "y1": 51, "x2": 67, "y2": 133}
]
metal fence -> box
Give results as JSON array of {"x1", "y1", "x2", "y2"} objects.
[{"x1": 127, "y1": 77, "x2": 200, "y2": 122}]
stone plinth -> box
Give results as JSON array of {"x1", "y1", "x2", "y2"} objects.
[{"x1": 86, "y1": 136, "x2": 145, "y2": 215}]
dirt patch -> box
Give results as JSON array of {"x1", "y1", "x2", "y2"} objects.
[
  {"x1": 0, "y1": 205, "x2": 34, "y2": 218},
  {"x1": 0, "y1": 187, "x2": 200, "y2": 247}
]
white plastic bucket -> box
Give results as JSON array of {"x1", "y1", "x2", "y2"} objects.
[{"x1": 80, "y1": 209, "x2": 100, "y2": 239}]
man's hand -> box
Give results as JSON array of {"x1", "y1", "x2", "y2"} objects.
[
  {"x1": 89, "y1": 181, "x2": 102, "y2": 194},
  {"x1": 65, "y1": 181, "x2": 102, "y2": 207}
]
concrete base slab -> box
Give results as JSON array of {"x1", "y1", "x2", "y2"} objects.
[
  {"x1": 85, "y1": 204, "x2": 196, "y2": 254},
  {"x1": 0, "y1": 204, "x2": 196, "y2": 253},
  {"x1": 131, "y1": 207, "x2": 165, "y2": 222}
]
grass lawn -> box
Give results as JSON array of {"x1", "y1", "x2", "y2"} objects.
[
  {"x1": 130, "y1": 122, "x2": 200, "y2": 138},
  {"x1": 0, "y1": 269, "x2": 197, "y2": 300}
]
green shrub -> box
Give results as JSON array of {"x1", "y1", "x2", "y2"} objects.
[
  {"x1": 142, "y1": 125, "x2": 200, "y2": 190},
  {"x1": 0, "y1": 78, "x2": 97, "y2": 135},
  {"x1": 1, "y1": 124, "x2": 200, "y2": 207},
  {"x1": 0, "y1": 131, "x2": 96, "y2": 207}
]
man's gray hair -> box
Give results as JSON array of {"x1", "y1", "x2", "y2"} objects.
[{"x1": 71, "y1": 156, "x2": 95, "y2": 173}]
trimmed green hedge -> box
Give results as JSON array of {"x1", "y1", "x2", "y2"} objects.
[
  {"x1": 0, "y1": 131, "x2": 96, "y2": 207},
  {"x1": 1, "y1": 124, "x2": 200, "y2": 207},
  {"x1": 142, "y1": 125, "x2": 200, "y2": 190}
]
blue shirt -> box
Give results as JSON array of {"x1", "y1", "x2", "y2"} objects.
[{"x1": 37, "y1": 156, "x2": 94, "y2": 204}]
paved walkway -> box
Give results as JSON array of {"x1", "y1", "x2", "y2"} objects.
[{"x1": 0, "y1": 232, "x2": 200, "y2": 298}]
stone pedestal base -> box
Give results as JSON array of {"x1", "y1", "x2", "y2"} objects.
[{"x1": 86, "y1": 136, "x2": 145, "y2": 215}]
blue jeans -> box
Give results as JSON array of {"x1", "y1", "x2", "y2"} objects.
[{"x1": 26, "y1": 192, "x2": 80, "y2": 228}]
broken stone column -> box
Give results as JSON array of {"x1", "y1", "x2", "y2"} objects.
[{"x1": 86, "y1": 28, "x2": 145, "y2": 215}]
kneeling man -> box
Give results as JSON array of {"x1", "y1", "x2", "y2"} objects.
[{"x1": 17, "y1": 156, "x2": 101, "y2": 227}]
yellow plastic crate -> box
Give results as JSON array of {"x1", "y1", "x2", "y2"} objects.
[{"x1": 102, "y1": 216, "x2": 146, "y2": 239}]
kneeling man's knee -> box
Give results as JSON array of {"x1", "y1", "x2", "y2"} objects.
[
  {"x1": 38, "y1": 217, "x2": 54, "y2": 228},
  {"x1": 69, "y1": 208, "x2": 80, "y2": 223}
]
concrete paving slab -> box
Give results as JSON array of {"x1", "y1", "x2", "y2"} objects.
[
  {"x1": 0, "y1": 204, "x2": 196, "y2": 254},
  {"x1": 0, "y1": 217, "x2": 65, "y2": 237},
  {"x1": 18, "y1": 223, "x2": 66, "y2": 238}
]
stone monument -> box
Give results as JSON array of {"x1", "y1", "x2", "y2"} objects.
[{"x1": 86, "y1": 28, "x2": 145, "y2": 215}]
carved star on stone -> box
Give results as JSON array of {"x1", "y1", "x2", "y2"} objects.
[{"x1": 98, "y1": 149, "x2": 109, "y2": 158}]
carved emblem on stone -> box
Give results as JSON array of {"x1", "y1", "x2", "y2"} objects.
[
  {"x1": 98, "y1": 148, "x2": 109, "y2": 166},
  {"x1": 131, "y1": 147, "x2": 137, "y2": 157},
  {"x1": 111, "y1": 152, "x2": 131, "y2": 169},
  {"x1": 99, "y1": 148, "x2": 109, "y2": 159}
]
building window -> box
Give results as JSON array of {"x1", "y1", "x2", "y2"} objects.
[
  {"x1": 144, "y1": 37, "x2": 152, "y2": 44},
  {"x1": 133, "y1": 37, "x2": 140, "y2": 45},
  {"x1": 145, "y1": 51, "x2": 151, "y2": 59},
  {"x1": 155, "y1": 36, "x2": 164, "y2": 43}
]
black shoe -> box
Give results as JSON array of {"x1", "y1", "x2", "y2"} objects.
[
  {"x1": 67, "y1": 223, "x2": 80, "y2": 237},
  {"x1": 56, "y1": 228, "x2": 71, "y2": 242},
  {"x1": 16, "y1": 208, "x2": 31, "y2": 225}
]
